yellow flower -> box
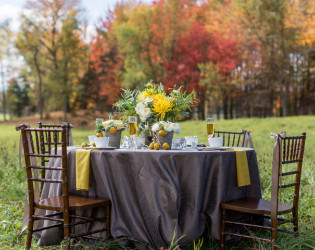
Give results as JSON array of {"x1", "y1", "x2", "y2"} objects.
[
  {"x1": 152, "y1": 94, "x2": 173, "y2": 119},
  {"x1": 138, "y1": 89, "x2": 156, "y2": 101},
  {"x1": 103, "y1": 120, "x2": 124, "y2": 130}
]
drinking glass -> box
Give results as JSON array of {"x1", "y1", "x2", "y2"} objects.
[
  {"x1": 185, "y1": 136, "x2": 198, "y2": 149},
  {"x1": 136, "y1": 137, "x2": 145, "y2": 149},
  {"x1": 171, "y1": 138, "x2": 182, "y2": 150},
  {"x1": 128, "y1": 116, "x2": 137, "y2": 149},
  {"x1": 206, "y1": 117, "x2": 215, "y2": 138}
]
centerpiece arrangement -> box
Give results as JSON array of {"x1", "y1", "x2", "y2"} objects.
[
  {"x1": 114, "y1": 81, "x2": 196, "y2": 149},
  {"x1": 95, "y1": 117, "x2": 125, "y2": 148}
]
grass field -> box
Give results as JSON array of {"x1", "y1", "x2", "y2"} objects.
[{"x1": 0, "y1": 116, "x2": 314, "y2": 249}]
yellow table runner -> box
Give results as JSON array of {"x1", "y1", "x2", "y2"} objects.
[
  {"x1": 76, "y1": 149, "x2": 91, "y2": 191},
  {"x1": 224, "y1": 149, "x2": 251, "y2": 187}
]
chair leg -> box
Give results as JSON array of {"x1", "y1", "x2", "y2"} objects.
[
  {"x1": 63, "y1": 210, "x2": 70, "y2": 249},
  {"x1": 105, "y1": 203, "x2": 111, "y2": 238},
  {"x1": 25, "y1": 204, "x2": 35, "y2": 250},
  {"x1": 220, "y1": 208, "x2": 227, "y2": 250},
  {"x1": 271, "y1": 219, "x2": 277, "y2": 250},
  {"x1": 293, "y1": 210, "x2": 299, "y2": 236},
  {"x1": 25, "y1": 218, "x2": 34, "y2": 249},
  {"x1": 66, "y1": 240, "x2": 70, "y2": 250}
]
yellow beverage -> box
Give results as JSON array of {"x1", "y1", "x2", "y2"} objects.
[
  {"x1": 129, "y1": 122, "x2": 137, "y2": 135},
  {"x1": 207, "y1": 123, "x2": 214, "y2": 136}
]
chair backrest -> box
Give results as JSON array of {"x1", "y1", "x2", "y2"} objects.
[
  {"x1": 38, "y1": 122, "x2": 73, "y2": 146},
  {"x1": 19, "y1": 124, "x2": 69, "y2": 209},
  {"x1": 270, "y1": 132, "x2": 306, "y2": 219},
  {"x1": 213, "y1": 130, "x2": 247, "y2": 147}
]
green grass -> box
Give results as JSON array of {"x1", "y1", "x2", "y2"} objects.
[
  {"x1": 0, "y1": 113, "x2": 11, "y2": 121},
  {"x1": 1, "y1": 116, "x2": 315, "y2": 249}
]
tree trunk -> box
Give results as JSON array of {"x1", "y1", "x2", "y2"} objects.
[
  {"x1": 223, "y1": 89, "x2": 228, "y2": 119},
  {"x1": 281, "y1": 85, "x2": 288, "y2": 117},
  {"x1": 216, "y1": 106, "x2": 220, "y2": 120},
  {"x1": 204, "y1": 85, "x2": 208, "y2": 119},
  {"x1": 1, "y1": 62, "x2": 6, "y2": 121},
  {"x1": 64, "y1": 94, "x2": 68, "y2": 121},
  {"x1": 229, "y1": 96, "x2": 233, "y2": 119},
  {"x1": 33, "y1": 48, "x2": 43, "y2": 120}
]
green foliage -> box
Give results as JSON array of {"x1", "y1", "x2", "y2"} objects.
[
  {"x1": 1, "y1": 116, "x2": 315, "y2": 249},
  {"x1": 7, "y1": 80, "x2": 35, "y2": 117}
]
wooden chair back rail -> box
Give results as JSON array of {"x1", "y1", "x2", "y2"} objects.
[
  {"x1": 279, "y1": 182, "x2": 299, "y2": 189},
  {"x1": 27, "y1": 153, "x2": 64, "y2": 158},
  {"x1": 280, "y1": 170, "x2": 300, "y2": 176},
  {"x1": 214, "y1": 130, "x2": 246, "y2": 147},
  {"x1": 26, "y1": 165, "x2": 65, "y2": 171},
  {"x1": 38, "y1": 122, "x2": 74, "y2": 128},
  {"x1": 282, "y1": 137, "x2": 303, "y2": 162},
  {"x1": 28, "y1": 178, "x2": 65, "y2": 183},
  {"x1": 38, "y1": 122, "x2": 73, "y2": 147}
]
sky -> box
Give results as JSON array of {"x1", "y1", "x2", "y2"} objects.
[
  {"x1": 0, "y1": 0, "x2": 153, "y2": 31},
  {"x1": 0, "y1": 0, "x2": 152, "y2": 88}
]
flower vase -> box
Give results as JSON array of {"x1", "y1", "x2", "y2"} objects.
[
  {"x1": 155, "y1": 131, "x2": 174, "y2": 147},
  {"x1": 105, "y1": 130, "x2": 122, "y2": 148}
]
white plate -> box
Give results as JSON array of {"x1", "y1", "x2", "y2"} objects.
[
  {"x1": 200, "y1": 147, "x2": 231, "y2": 151},
  {"x1": 85, "y1": 147, "x2": 116, "y2": 150}
]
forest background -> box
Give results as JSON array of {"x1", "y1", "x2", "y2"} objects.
[{"x1": 0, "y1": 0, "x2": 315, "y2": 122}]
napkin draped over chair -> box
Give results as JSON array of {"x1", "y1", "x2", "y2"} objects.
[
  {"x1": 75, "y1": 149, "x2": 91, "y2": 191},
  {"x1": 223, "y1": 148, "x2": 251, "y2": 187}
]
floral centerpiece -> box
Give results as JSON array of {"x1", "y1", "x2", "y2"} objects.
[
  {"x1": 114, "y1": 81, "x2": 195, "y2": 132},
  {"x1": 94, "y1": 117, "x2": 125, "y2": 148},
  {"x1": 103, "y1": 119, "x2": 125, "y2": 148},
  {"x1": 151, "y1": 121, "x2": 181, "y2": 149},
  {"x1": 114, "y1": 81, "x2": 196, "y2": 138}
]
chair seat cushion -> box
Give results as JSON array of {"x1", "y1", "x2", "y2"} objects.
[
  {"x1": 221, "y1": 197, "x2": 293, "y2": 215},
  {"x1": 36, "y1": 195, "x2": 111, "y2": 211}
]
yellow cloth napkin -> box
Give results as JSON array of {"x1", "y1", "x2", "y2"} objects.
[
  {"x1": 224, "y1": 149, "x2": 251, "y2": 187},
  {"x1": 76, "y1": 149, "x2": 91, "y2": 191}
]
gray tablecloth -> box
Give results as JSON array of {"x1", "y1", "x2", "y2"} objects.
[{"x1": 38, "y1": 147, "x2": 261, "y2": 249}]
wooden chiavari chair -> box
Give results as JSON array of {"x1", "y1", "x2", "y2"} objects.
[
  {"x1": 214, "y1": 130, "x2": 250, "y2": 147},
  {"x1": 38, "y1": 121, "x2": 73, "y2": 146},
  {"x1": 220, "y1": 132, "x2": 306, "y2": 250},
  {"x1": 18, "y1": 124, "x2": 111, "y2": 249}
]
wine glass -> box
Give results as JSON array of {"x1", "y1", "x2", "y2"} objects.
[
  {"x1": 128, "y1": 116, "x2": 137, "y2": 149},
  {"x1": 206, "y1": 117, "x2": 215, "y2": 138}
]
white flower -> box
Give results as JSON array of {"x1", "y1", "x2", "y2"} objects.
[
  {"x1": 140, "y1": 114, "x2": 147, "y2": 122},
  {"x1": 164, "y1": 123, "x2": 173, "y2": 132},
  {"x1": 142, "y1": 108, "x2": 151, "y2": 117},
  {"x1": 173, "y1": 123, "x2": 181, "y2": 134},
  {"x1": 152, "y1": 123, "x2": 160, "y2": 132},
  {"x1": 144, "y1": 97, "x2": 153, "y2": 104},
  {"x1": 136, "y1": 102, "x2": 145, "y2": 115},
  {"x1": 137, "y1": 93, "x2": 145, "y2": 102}
]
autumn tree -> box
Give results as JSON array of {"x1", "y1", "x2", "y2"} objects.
[
  {"x1": 234, "y1": 0, "x2": 314, "y2": 116},
  {"x1": 88, "y1": 8, "x2": 123, "y2": 111},
  {"x1": 16, "y1": 15, "x2": 46, "y2": 119},
  {"x1": 20, "y1": 0, "x2": 88, "y2": 120}
]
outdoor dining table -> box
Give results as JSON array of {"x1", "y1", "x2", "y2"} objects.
[{"x1": 38, "y1": 146, "x2": 261, "y2": 249}]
